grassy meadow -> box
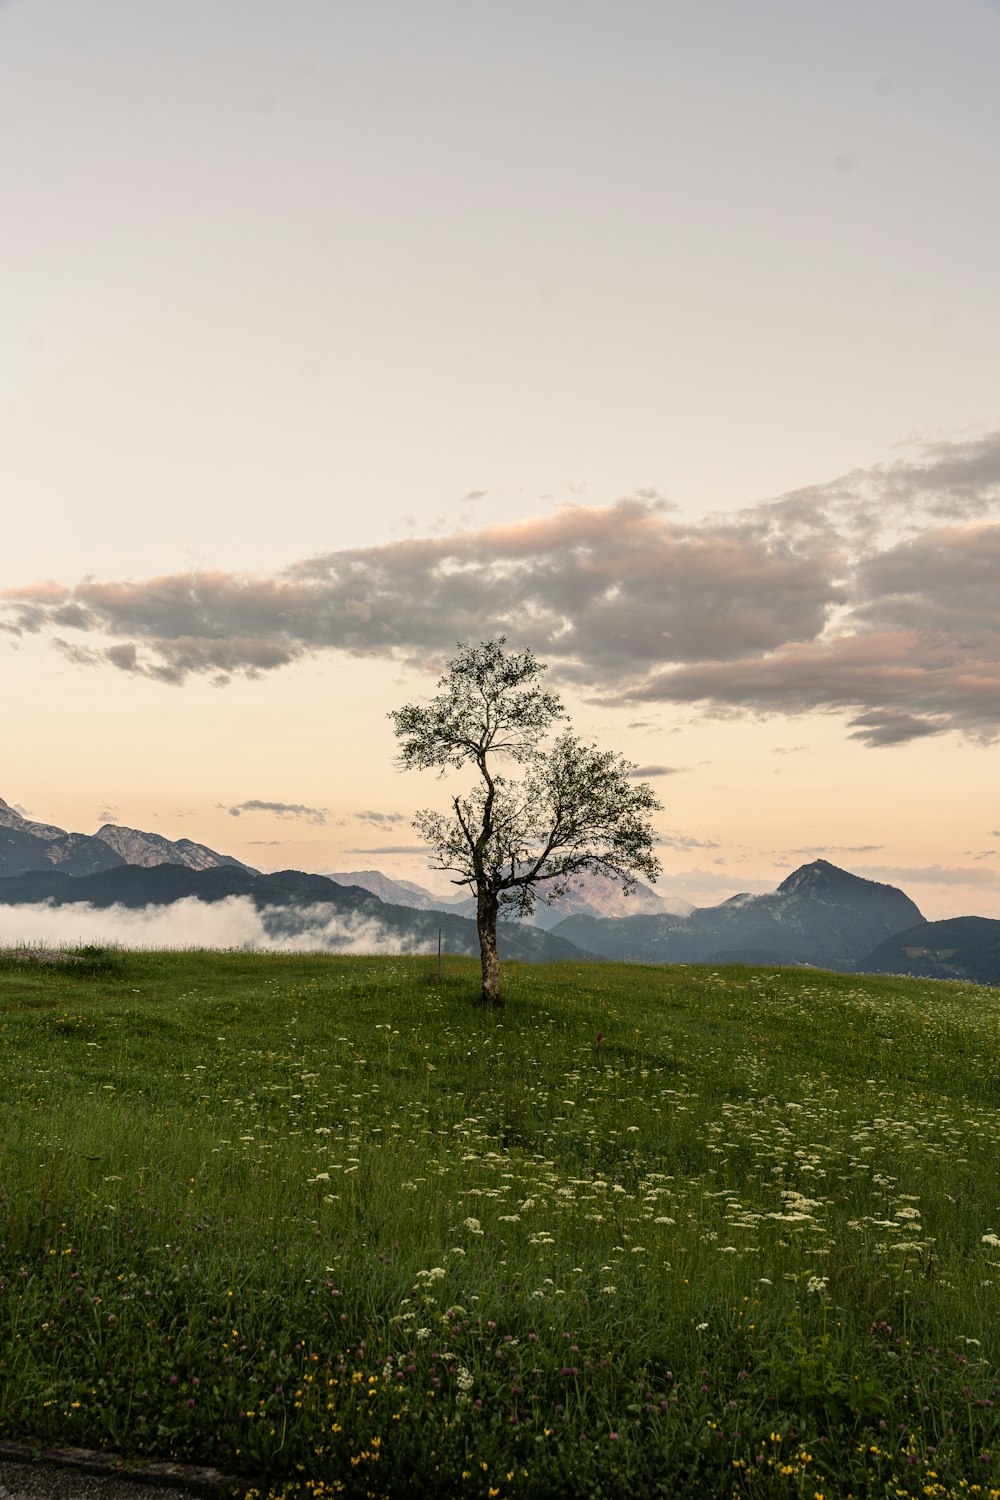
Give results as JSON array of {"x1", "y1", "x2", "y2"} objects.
[{"x1": 0, "y1": 947, "x2": 998, "y2": 1499}]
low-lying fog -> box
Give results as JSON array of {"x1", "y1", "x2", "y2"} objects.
[{"x1": 0, "y1": 898, "x2": 421, "y2": 954}]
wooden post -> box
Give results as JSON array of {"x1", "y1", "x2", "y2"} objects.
[{"x1": 437, "y1": 928, "x2": 442, "y2": 982}]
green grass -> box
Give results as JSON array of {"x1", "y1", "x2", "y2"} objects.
[{"x1": 1, "y1": 947, "x2": 999, "y2": 1499}]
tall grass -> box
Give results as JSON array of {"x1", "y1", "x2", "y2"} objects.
[{"x1": 1, "y1": 948, "x2": 998, "y2": 1497}]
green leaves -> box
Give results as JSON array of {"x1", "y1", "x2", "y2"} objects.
[
  {"x1": 388, "y1": 638, "x2": 565, "y2": 773},
  {"x1": 391, "y1": 641, "x2": 662, "y2": 917}
]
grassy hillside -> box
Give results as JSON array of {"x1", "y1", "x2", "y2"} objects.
[{"x1": 1, "y1": 949, "x2": 998, "y2": 1498}]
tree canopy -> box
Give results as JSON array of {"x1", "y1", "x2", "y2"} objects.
[{"x1": 390, "y1": 639, "x2": 662, "y2": 1004}]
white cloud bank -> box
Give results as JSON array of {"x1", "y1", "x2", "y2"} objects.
[{"x1": 0, "y1": 897, "x2": 416, "y2": 954}]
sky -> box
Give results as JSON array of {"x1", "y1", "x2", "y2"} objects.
[{"x1": 3, "y1": 0, "x2": 1000, "y2": 921}]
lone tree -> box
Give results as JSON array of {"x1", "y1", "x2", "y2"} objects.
[{"x1": 389, "y1": 638, "x2": 662, "y2": 1005}]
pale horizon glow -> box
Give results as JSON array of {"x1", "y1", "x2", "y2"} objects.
[{"x1": 3, "y1": 0, "x2": 1000, "y2": 926}]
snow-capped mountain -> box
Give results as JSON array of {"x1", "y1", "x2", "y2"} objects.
[
  {"x1": 0, "y1": 797, "x2": 255, "y2": 879},
  {"x1": 0, "y1": 799, "x2": 67, "y2": 843},
  {"x1": 326, "y1": 868, "x2": 695, "y2": 927},
  {"x1": 530, "y1": 873, "x2": 694, "y2": 927},
  {"x1": 95, "y1": 824, "x2": 257, "y2": 873},
  {"x1": 325, "y1": 870, "x2": 446, "y2": 908},
  {"x1": 440, "y1": 872, "x2": 694, "y2": 928},
  {"x1": 0, "y1": 797, "x2": 124, "y2": 877}
]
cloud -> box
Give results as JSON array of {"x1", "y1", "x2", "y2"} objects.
[
  {"x1": 353, "y1": 810, "x2": 407, "y2": 827},
  {"x1": 855, "y1": 864, "x2": 1000, "y2": 889},
  {"x1": 651, "y1": 867, "x2": 772, "y2": 901},
  {"x1": 732, "y1": 430, "x2": 1000, "y2": 552},
  {"x1": 2, "y1": 581, "x2": 69, "y2": 604},
  {"x1": 346, "y1": 844, "x2": 434, "y2": 855},
  {"x1": 845, "y1": 711, "x2": 948, "y2": 748},
  {"x1": 786, "y1": 844, "x2": 883, "y2": 855},
  {"x1": 0, "y1": 897, "x2": 419, "y2": 954},
  {"x1": 628, "y1": 765, "x2": 679, "y2": 778},
  {"x1": 622, "y1": 611, "x2": 998, "y2": 746},
  {"x1": 879, "y1": 431, "x2": 1000, "y2": 516},
  {"x1": 0, "y1": 498, "x2": 842, "y2": 683},
  {"x1": 225, "y1": 800, "x2": 328, "y2": 825},
  {"x1": 5, "y1": 430, "x2": 1000, "y2": 746},
  {"x1": 657, "y1": 834, "x2": 720, "y2": 851}
]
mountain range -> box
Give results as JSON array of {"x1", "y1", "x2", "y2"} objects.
[
  {"x1": 2, "y1": 795, "x2": 998, "y2": 983},
  {"x1": 0, "y1": 799, "x2": 682, "y2": 927},
  {"x1": 550, "y1": 859, "x2": 925, "y2": 971},
  {"x1": 0, "y1": 862, "x2": 586, "y2": 964},
  {"x1": 0, "y1": 798, "x2": 126, "y2": 878},
  {"x1": 0, "y1": 799, "x2": 248, "y2": 878},
  {"x1": 324, "y1": 868, "x2": 692, "y2": 926}
]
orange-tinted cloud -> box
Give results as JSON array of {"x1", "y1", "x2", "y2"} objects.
[{"x1": 4, "y1": 432, "x2": 1000, "y2": 746}]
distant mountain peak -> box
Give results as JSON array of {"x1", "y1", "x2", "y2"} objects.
[
  {"x1": 325, "y1": 870, "x2": 445, "y2": 908},
  {"x1": 553, "y1": 858, "x2": 923, "y2": 970},
  {"x1": 0, "y1": 796, "x2": 125, "y2": 878},
  {"x1": 95, "y1": 824, "x2": 257, "y2": 874},
  {"x1": 778, "y1": 859, "x2": 862, "y2": 894},
  {"x1": 776, "y1": 860, "x2": 917, "y2": 906},
  {"x1": 544, "y1": 872, "x2": 693, "y2": 921},
  {"x1": 0, "y1": 797, "x2": 68, "y2": 842}
]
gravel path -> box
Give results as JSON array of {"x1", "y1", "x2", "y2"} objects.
[
  {"x1": 0, "y1": 1451, "x2": 240, "y2": 1500},
  {"x1": 0, "y1": 1464, "x2": 207, "y2": 1500}
]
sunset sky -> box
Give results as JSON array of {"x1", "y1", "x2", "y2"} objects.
[{"x1": 3, "y1": 0, "x2": 1000, "y2": 920}]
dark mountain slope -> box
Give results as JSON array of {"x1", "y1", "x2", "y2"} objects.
[
  {"x1": 0, "y1": 799, "x2": 125, "y2": 878},
  {"x1": 553, "y1": 860, "x2": 923, "y2": 970},
  {"x1": 760, "y1": 860, "x2": 923, "y2": 966},
  {"x1": 551, "y1": 910, "x2": 702, "y2": 964},
  {"x1": 862, "y1": 917, "x2": 1000, "y2": 985},
  {"x1": 0, "y1": 864, "x2": 594, "y2": 963}
]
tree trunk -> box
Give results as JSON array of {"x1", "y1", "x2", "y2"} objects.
[{"x1": 476, "y1": 887, "x2": 502, "y2": 1005}]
